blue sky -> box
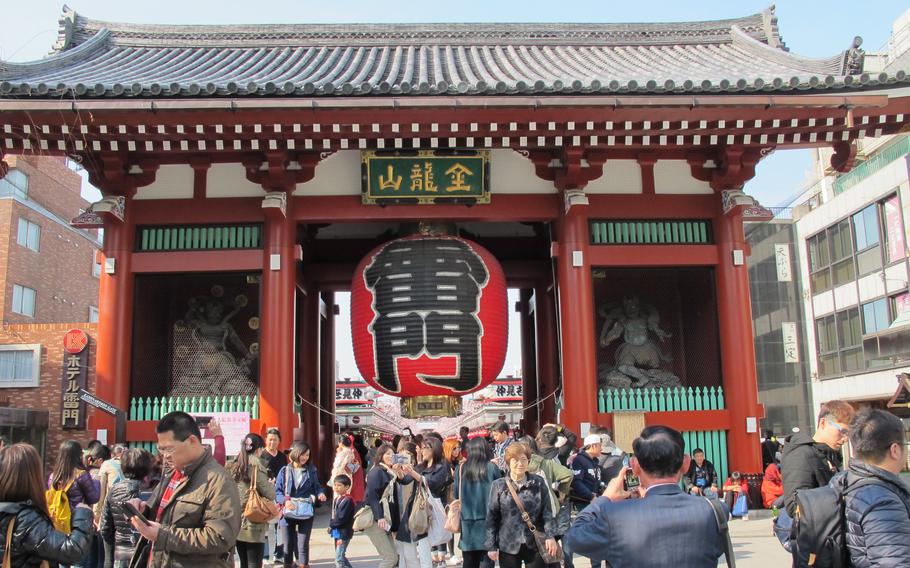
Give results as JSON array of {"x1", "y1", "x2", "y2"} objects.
[{"x1": 2, "y1": 1, "x2": 907, "y2": 381}]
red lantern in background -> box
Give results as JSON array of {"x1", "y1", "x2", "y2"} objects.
[{"x1": 351, "y1": 235, "x2": 508, "y2": 417}]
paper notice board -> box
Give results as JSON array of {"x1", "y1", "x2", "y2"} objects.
[{"x1": 193, "y1": 411, "x2": 250, "y2": 456}]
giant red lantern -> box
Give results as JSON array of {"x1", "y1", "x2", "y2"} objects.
[{"x1": 351, "y1": 234, "x2": 508, "y2": 417}]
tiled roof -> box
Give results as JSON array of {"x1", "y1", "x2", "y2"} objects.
[{"x1": 0, "y1": 6, "x2": 907, "y2": 99}]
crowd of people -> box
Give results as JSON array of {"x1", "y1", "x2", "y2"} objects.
[{"x1": 0, "y1": 399, "x2": 906, "y2": 567}]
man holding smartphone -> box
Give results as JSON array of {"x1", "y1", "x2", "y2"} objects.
[
  {"x1": 565, "y1": 426, "x2": 729, "y2": 568},
  {"x1": 127, "y1": 411, "x2": 241, "y2": 567}
]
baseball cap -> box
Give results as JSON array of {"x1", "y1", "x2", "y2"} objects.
[{"x1": 583, "y1": 434, "x2": 602, "y2": 447}]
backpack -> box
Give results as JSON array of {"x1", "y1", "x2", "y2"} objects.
[
  {"x1": 792, "y1": 473, "x2": 866, "y2": 568},
  {"x1": 45, "y1": 479, "x2": 74, "y2": 535}
]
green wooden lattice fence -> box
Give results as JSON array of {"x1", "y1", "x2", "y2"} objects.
[
  {"x1": 681, "y1": 429, "x2": 729, "y2": 487},
  {"x1": 137, "y1": 224, "x2": 263, "y2": 252},
  {"x1": 590, "y1": 220, "x2": 712, "y2": 245},
  {"x1": 597, "y1": 386, "x2": 725, "y2": 413}
]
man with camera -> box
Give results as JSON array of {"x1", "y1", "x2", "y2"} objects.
[{"x1": 565, "y1": 426, "x2": 728, "y2": 568}]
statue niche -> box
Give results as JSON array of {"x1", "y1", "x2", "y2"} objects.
[
  {"x1": 169, "y1": 289, "x2": 259, "y2": 397},
  {"x1": 597, "y1": 295, "x2": 681, "y2": 390}
]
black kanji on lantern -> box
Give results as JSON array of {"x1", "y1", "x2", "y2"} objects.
[{"x1": 364, "y1": 238, "x2": 489, "y2": 393}]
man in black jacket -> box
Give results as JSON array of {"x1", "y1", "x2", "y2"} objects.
[
  {"x1": 781, "y1": 400, "x2": 855, "y2": 516},
  {"x1": 570, "y1": 434, "x2": 605, "y2": 507},
  {"x1": 844, "y1": 408, "x2": 910, "y2": 568},
  {"x1": 684, "y1": 448, "x2": 718, "y2": 498}
]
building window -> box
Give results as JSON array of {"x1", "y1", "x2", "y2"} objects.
[
  {"x1": 862, "y1": 298, "x2": 890, "y2": 334},
  {"x1": 16, "y1": 218, "x2": 40, "y2": 252},
  {"x1": 816, "y1": 314, "x2": 839, "y2": 376},
  {"x1": 88, "y1": 306, "x2": 99, "y2": 323},
  {"x1": 92, "y1": 256, "x2": 102, "y2": 278},
  {"x1": 852, "y1": 205, "x2": 883, "y2": 276},
  {"x1": 808, "y1": 232, "x2": 832, "y2": 292},
  {"x1": 837, "y1": 308, "x2": 863, "y2": 373},
  {"x1": 0, "y1": 344, "x2": 41, "y2": 387},
  {"x1": 11, "y1": 284, "x2": 36, "y2": 317},
  {"x1": 891, "y1": 292, "x2": 910, "y2": 320},
  {"x1": 0, "y1": 169, "x2": 28, "y2": 200}
]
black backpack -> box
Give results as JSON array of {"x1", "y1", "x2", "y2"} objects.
[{"x1": 792, "y1": 474, "x2": 869, "y2": 568}]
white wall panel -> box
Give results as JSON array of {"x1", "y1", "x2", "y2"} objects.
[
  {"x1": 654, "y1": 160, "x2": 713, "y2": 194},
  {"x1": 134, "y1": 165, "x2": 193, "y2": 200}
]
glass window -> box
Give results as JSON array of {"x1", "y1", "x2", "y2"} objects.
[
  {"x1": 16, "y1": 219, "x2": 40, "y2": 252},
  {"x1": 11, "y1": 285, "x2": 36, "y2": 317},
  {"x1": 92, "y1": 256, "x2": 102, "y2": 278},
  {"x1": 0, "y1": 169, "x2": 28, "y2": 200},
  {"x1": 88, "y1": 306, "x2": 99, "y2": 323},
  {"x1": 891, "y1": 292, "x2": 910, "y2": 320},
  {"x1": 809, "y1": 232, "x2": 830, "y2": 272},
  {"x1": 829, "y1": 220, "x2": 854, "y2": 262},
  {"x1": 0, "y1": 345, "x2": 41, "y2": 387},
  {"x1": 816, "y1": 315, "x2": 840, "y2": 377},
  {"x1": 832, "y1": 258, "x2": 855, "y2": 286},
  {"x1": 856, "y1": 246, "x2": 883, "y2": 276},
  {"x1": 862, "y1": 299, "x2": 890, "y2": 334},
  {"x1": 852, "y1": 205, "x2": 880, "y2": 250},
  {"x1": 838, "y1": 308, "x2": 862, "y2": 348},
  {"x1": 882, "y1": 195, "x2": 906, "y2": 263}
]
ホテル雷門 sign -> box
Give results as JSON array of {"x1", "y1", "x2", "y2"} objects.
[
  {"x1": 361, "y1": 150, "x2": 489, "y2": 204},
  {"x1": 61, "y1": 329, "x2": 90, "y2": 429}
]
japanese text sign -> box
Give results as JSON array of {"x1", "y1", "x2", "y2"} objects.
[
  {"x1": 61, "y1": 329, "x2": 90, "y2": 429},
  {"x1": 362, "y1": 150, "x2": 490, "y2": 204}
]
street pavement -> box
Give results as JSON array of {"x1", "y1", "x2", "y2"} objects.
[{"x1": 288, "y1": 507, "x2": 791, "y2": 567}]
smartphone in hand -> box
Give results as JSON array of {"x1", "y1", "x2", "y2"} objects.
[{"x1": 118, "y1": 501, "x2": 151, "y2": 526}]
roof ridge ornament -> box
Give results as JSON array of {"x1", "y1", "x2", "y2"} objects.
[
  {"x1": 843, "y1": 36, "x2": 865, "y2": 75},
  {"x1": 55, "y1": 5, "x2": 77, "y2": 52}
]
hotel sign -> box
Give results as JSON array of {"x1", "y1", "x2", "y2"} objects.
[
  {"x1": 361, "y1": 150, "x2": 490, "y2": 204},
  {"x1": 61, "y1": 329, "x2": 90, "y2": 430}
]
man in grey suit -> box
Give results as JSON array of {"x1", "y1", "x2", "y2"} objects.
[{"x1": 565, "y1": 425, "x2": 728, "y2": 568}]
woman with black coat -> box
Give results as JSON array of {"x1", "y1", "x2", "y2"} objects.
[
  {"x1": 0, "y1": 443, "x2": 95, "y2": 567},
  {"x1": 485, "y1": 442, "x2": 558, "y2": 568},
  {"x1": 411, "y1": 437, "x2": 452, "y2": 568},
  {"x1": 99, "y1": 448, "x2": 153, "y2": 568},
  {"x1": 363, "y1": 443, "x2": 400, "y2": 568}
]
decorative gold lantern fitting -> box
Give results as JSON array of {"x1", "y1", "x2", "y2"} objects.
[{"x1": 400, "y1": 395, "x2": 462, "y2": 418}]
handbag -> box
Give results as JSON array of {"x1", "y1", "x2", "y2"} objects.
[
  {"x1": 353, "y1": 471, "x2": 397, "y2": 532},
  {"x1": 408, "y1": 479, "x2": 430, "y2": 535},
  {"x1": 283, "y1": 467, "x2": 315, "y2": 520},
  {"x1": 243, "y1": 465, "x2": 281, "y2": 523},
  {"x1": 443, "y1": 464, "x2": 462, "y2": 533},
  {"x1": 732, "y1": 494, "x2": 748, "y2": 518},
  {"x1": 504, "y1": 478, "x2": 564, "y2": 564},
  {"x1": 427, "y1": 482, "x2": 452, "y2": 546}
]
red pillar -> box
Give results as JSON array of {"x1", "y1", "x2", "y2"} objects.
[
  {"x1": 299, "y1": 287, "x2": 321, "y2": 446},
  {"x1": 555, "y1": 206, "x2": 598, "y2": 436},
  {"x1": 94, "y1": 201, "x2": 134, "y2": 441},
  {"x1": 259, "y1": 199, "x2": 296, "y2": 441},
  {"x1": 715, "y1": 208, "x2": 763, "y2": 473},
  {"x1": 319, "y1": 291, "x2": 336, "y2": 475},
  {"x1": 519, "y1": 289, "x2": 539, "y2": 434},
  {"x1": 535, "y1": 285, "x2": 558, "y2": 426}
]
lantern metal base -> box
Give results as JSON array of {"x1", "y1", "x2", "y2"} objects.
[{"x1": 400, "y1": 395, "x2": 462, "y2": 418}]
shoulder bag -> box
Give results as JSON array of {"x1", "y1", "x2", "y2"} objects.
[
  {"x1": 243, "y1": 464, "x2": 281, "y2": 523},
  {"x1": 283, "y1": 466, "x2": 315, "y2": 520},
  {"x1": 504, "y1": 478, "x2": 564, "y2": 564},
  {"x1": 3, "y1": 516, "x2": 50, "y2": 568},
  {"x1": 408, "y1": 478, "x2": 430, "y2": 535},
  {"x1": 353, "y1": 470, "x2": 396, "y2": 531},
  {"x1": 444, "y1": 464, "x2": 463, "y2": 533},
  {"x1": 704, "y1": 497, "x2": 736, "y2": 568}
]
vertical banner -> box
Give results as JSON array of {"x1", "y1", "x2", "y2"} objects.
[
  {"x1": 781, "y1": 322, "x2": 800, "y2": 363},
  {"x1": 774, "y1": 244, "x2": 792, "y2": 282},
  {"x1": 884, "y1": 196, "x2": 905, "y2": 263},
  {"x1": 61, "y1": 329, "x2": 90, "y2": 429}
]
